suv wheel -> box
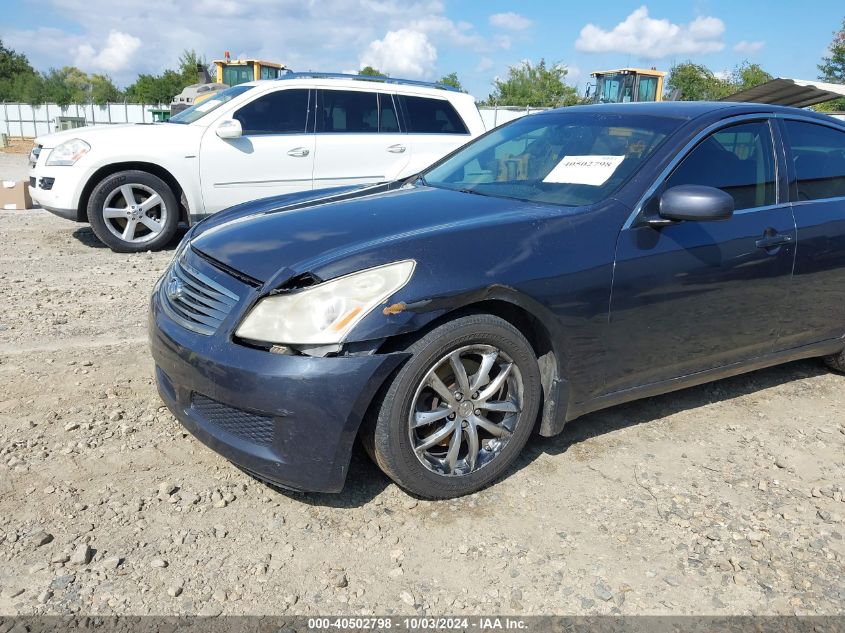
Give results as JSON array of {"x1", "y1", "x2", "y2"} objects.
[
  {"x1": 364, "y1": 314, "x2": 542, "y2": 499},
  {"x1": 87, "y1": 170, "x2": 179, "y2": 252}
]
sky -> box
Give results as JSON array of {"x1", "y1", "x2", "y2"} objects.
[{"x1": 1, "y1": 0, "x2": 843, "y2": 99}]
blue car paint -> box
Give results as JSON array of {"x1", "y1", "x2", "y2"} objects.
[{"x1": 151, "y1": 102, "x2": 845, "y2": 493}]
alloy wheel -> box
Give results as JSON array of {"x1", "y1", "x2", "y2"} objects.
[
  {"x1": 102, "y1": 183, "x2": 168, "y2": 244},
  {"x1": 408, "y1": 344, "x2": 524, "y2": 477}
]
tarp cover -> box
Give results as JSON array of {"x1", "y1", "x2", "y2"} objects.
[{"x1": 722, "y1": 78, "x2": 845, "y2": 109}]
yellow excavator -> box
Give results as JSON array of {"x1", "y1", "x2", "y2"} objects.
[
  {"x1": 586, "y1": 68, "x2": 667, "y2": 104},
  {"x1": 168, "y1": 52, "x2": 288, "y2": 117}
]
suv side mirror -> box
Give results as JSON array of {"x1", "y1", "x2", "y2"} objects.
[
  {"x1": 216, "y1": 119, "x2": 243, "y2": 139},
  {"x1": 658, "y1": 185, "x2": 734, "y2": 222}
]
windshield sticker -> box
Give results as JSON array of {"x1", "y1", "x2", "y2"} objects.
[{"x1": 543, "y1": 155, "x2": 626, "y2": 186}]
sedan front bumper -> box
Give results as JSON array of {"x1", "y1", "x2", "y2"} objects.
[{"x1": 149, "y1": 279, "x2": 406, "y2": 493}]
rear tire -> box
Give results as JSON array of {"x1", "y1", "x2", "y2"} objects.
[
  {"x1": 824, "y1": 349, "x2": 845, "y2": 373},
  {"x1": 87, "y1": 170, "x2": 179, "y2": 253},
  {"x1": 364, "y1": 314, "x2": 542, "y2": 499}
]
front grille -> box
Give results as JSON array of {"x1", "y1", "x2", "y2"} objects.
[
  {"x1": 29, "y1": 177, "x2": 35, "y2": 188},
  {"x1": 160, "y1": 255, "x2": 239, "y2": 335},
  {"x1": 191, "y1": 394, "x2": 275, "y2": 446}
]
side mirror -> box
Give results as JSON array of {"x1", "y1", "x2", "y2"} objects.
[
  {"x1": 658, "y1": 185, "x2": 734, "y2": 222},
  {"x1": 216, "y1": 119, "x2": 243, "y2": 139}
]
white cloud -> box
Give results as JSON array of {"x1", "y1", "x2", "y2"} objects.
[
  {"x1": 74, "y1": 30, "x2": 142, "y2": 73},
  {"x1": 734, "y1": 40, "x2": 765, "y2": 55},
  {"x1": 5, "y1": 0, "x2": 500, "y2": 86},
  {"x1": 489, "y1": 12, "x2": 532, "y2": 31},
  {"x1": 475, "y1": 57, "x2": 494, "y2": 72},
  {"x1": 194, "y1": 0, "x2": 244, "y2": 16},
  {"x1": 360, "y1": 29, "x2": 437, "y2": 78},
  {"x1": 575, "y1": 6, "x2": 725, "y2": 59}
]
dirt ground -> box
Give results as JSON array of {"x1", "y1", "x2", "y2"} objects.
[{"x1": 1, "y1": 153, "x2": 844, "y2": 616}]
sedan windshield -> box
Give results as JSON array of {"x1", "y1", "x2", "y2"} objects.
[
  {"x1": 423, "y1": 111, "x2": 679, "y2": 207},
  {"x1": 168, "y1": 85, "x2": 254, "y2": 124}
]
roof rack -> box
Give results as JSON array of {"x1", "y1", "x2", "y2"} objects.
[{"x1": 277, "y1": 72, "x2": 459, "y2": 92}]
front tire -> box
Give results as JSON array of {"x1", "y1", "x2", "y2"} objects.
[
  {"x1": 87, "y1": 170, "x2": 179, "y2": 252},
  {"x1": 365, "y1": 314, "x2": 542, "y2": 499}
]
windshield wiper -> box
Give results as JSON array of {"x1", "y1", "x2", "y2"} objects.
[{"x1": 456, "y1": 187, "x2": 489, "y2": 197}]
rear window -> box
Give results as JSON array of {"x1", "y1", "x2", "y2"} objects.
[
  {"x1": 784, "y1": 120, "x2": 845, "y2": 201},
  {"x1": 318, "y1": 90, "x2": 379, "y2": 133},
  {"x1": 401, "y1": 95, "x2": 468, "y2": 134}
]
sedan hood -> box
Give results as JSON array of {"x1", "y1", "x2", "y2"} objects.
[{"x1": 190, "y1": 185, "x2": 538, "y2": 284}]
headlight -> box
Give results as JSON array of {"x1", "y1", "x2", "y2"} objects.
[
  {"x1": 46, "y1": 139, "x2": 90, "y2": 166},
  {"x1": 236, "y1": 260, "x2": 416, "y2": 345}
]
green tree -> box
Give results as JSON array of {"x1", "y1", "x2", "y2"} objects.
[
  {"x1": 0, "y1": 39, "x2": 37, "y2": 101},
  {"x1": 666, "y1": 62, "x2": 730, "y2": 101},
  {"x1": 817, "y1": 17, "x2": 845, "y2": 112},
  {"x1": 358, "y1": 66, "x2": 386, "y2": 77},
  {"x1": 486, "y1": 60, "x2": 581, "y2": 107},
  {"x1": 178, "y1": 49, "x2": 213, "y2": 83},
  {"x1": 732, "y1": 62, "x2": 772, "y2": 91},
  {"x1": 89, "y1": 74, "x2": 122, "y2": 105},
  {"x1": 438, "y1": 72, "x2": 464, "y2": 91},
  {"x1": 125, "y1": 69, "x2": 185, "y2": 104}
]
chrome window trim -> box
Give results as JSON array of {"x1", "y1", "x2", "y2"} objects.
[
  {"x1": 791, "y1": 195, "x2": 845, "y2": 208},
  {"x1": 622, "y1": 113, "x2": 783, "y2": 230}
]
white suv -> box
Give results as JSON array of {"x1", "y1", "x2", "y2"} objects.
[{"x1": 28, "y1": 74, "x2": 485, "y2": 252}]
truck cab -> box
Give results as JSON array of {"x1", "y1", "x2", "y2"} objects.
[{"x1": 587, "y1": 68, "x2": 666, "y2": 104}]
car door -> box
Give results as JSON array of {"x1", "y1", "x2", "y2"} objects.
[
  {"x1": 776, "y1": 118, "x2": 845, "y2": 347},
  {"x1": 311, "y1": 89, "x2": 411, "y2": 188},
  {"x1": 398, "y1": 93, "x2": 473, "y2": 175},
  {"x1": 199, "y1": 88, "x2": 315, "y2": 215},
  {"x1": 605, "y1": 118, "x2": 797, "y2": 394}
]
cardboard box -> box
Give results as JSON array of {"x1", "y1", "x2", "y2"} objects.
[{"x1": 0, "y1": 180, "x2": 33, "y2": 210}]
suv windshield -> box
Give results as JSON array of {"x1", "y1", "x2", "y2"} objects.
[
  {"x1": 423, "y1": 111, "x2": 677, "y2": 207},
  {"x1": 169, "y1": 85, "x2": 254, "y2": 124}
]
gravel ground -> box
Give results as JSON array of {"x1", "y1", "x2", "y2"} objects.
[{"x1": 1, "y1": 160, "x2": 844, "y2": 616}]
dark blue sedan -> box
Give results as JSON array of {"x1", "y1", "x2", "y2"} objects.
[{"x1": 149, "y1": 102, "x2": 845, "y2": 499}]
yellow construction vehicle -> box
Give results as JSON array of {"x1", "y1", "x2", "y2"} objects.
[
  {"x1": 213, "y1": 51, "x2": 288, "y2": 86},
  {"x1": 169, "y1": 53, "x2": 288, "y2": 118},
  {"x1": 586, "y1": 68, "x2": 667, "y2": 104}
]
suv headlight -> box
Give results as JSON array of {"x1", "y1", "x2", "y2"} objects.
[
  {"x1": 46, "y1": 139, "x2": 90, "y2": 166},
  {"x1": 236, "y1": 260, "x2": 416, "y2": 345}
]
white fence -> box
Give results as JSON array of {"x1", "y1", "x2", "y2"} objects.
[
  {"x1": 478, "y1": 106, "x2": 548, "y2": 129},
  {"x1": 1, "y1": 102, "x2": 166, "y2": 138}
]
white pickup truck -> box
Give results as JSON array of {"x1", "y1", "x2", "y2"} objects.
[{"x1": 28, "y1": 73, "x2": 485, "y2": 252}]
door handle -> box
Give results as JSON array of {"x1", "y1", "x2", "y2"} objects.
[
  {"x1": 755, "y1": 233, "x2": 793, "y2": 249},
  {"x1": 387, "y1": 144, "x2": 406, "y2": 154},
  {"x1": 287, "y1": 147, "x2": 310, "y2": 157}
]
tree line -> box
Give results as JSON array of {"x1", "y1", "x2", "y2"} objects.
[
  {"x1": 1, "y1": 17, "x2": 843, "y2": 109},
  {"x1": 0, "y1": 44, "x2": 211, "y2": 105}
]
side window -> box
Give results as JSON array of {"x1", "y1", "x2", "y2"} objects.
[
  {"x1": 318, "y1": 90, "x2": 379, "y2": 133},
  {"x1": 234, "y1": 89, "x2": 310, "y2": 135},
  {"x1": 637, "y1": 76, "x2": 658, "y2": 102},
  {"x1": 401, "y1": 95, "x2": 468, "y2": 134},
  {"x1": 784, "y1": 120, "x2": 845, "y2": 201},
  {"x1": 665, "y1": 121, "x2": 776, "y2": 211},
  {"x1": 379, "y1": 94, "x2": 400, "y2": 133}
]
